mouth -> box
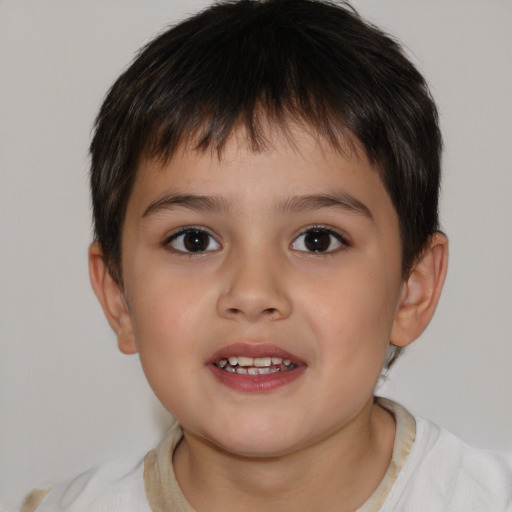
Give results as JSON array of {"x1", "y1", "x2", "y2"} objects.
[{"x1": 207, "y1": 343, "x2": 305, "y2": 392}]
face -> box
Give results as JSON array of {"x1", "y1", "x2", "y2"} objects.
[{"x1": 118, "y1": 126, "x2": 405, "y2": 458}]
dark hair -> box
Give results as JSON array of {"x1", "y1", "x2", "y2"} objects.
[{"x1": 90, "y1": 0, "x2": 441, "y2": 287}]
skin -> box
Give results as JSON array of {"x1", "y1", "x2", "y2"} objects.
[{"x1": 90, "y1": 125, "x2": 448, "y2": 511}]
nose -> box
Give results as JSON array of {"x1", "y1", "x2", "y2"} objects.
[{"x1": 217, "y1": 250, "x2": 292, "y2": 322}]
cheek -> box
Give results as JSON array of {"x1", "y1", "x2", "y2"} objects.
[
  {"x1": 127, "y1": 270, "x2": 210, "y2": 358},
  {"x1": 125, "y1": 275, "x2": 213, "y2": 414},
  {"x1": 304, "y1": 265, "x2": 398, "y2": 359}
]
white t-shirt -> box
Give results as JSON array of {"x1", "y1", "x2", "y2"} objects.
[{"x1": 19, "y1": 399, "x2": 512, "y2": 512}]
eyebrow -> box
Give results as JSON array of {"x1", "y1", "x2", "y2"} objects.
[
  {"x1": 142, "y1": 193, "x2": 232, "y2": 217},
  {"x1": 276, "y1": 193, "x2": 373, "y2": 219},
  {"x1": 142, "y1": 192, "x2": 373, "y2": 220}
]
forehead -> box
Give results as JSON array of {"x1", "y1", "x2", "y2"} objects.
[{"x1": 128, "y1": 124, "x2": 396, "y2": 224}]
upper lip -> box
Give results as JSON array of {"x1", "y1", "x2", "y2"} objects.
[{"x1": 206, "y1": 342, "x2": 306, "y2": 365}]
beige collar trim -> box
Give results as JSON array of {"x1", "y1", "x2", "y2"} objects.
[
  {"x1": 356, "y1": 398, "x2": 416, "y2": 511},
  {"x1": 144, "y1": 421, "x2": 195, "y2": 512},
  {"x1": 143, "y1": 398, "x2": 416, "y2": 512}
]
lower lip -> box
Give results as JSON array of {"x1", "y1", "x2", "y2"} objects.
[{"x1": 207, "y1": 364, "x2": 306, "y2": 392}]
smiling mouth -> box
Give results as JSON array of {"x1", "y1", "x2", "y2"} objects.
[{"x1": 214, "y1": 356, "x2": 298, "y2": 375}]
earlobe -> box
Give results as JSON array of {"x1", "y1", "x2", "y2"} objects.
[
  {"x1": 390, "y1": 233, "x2": 448, "y2": 347},
  {"x1": 88, "y1": 242, "x2": 138, "y2": 355}
]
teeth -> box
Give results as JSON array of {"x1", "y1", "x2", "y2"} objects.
[
  {"x1": 223, "y1": 356, "x2": 284, "y2": 367},
  {"x1": 254, "y1": 357, "x2": 271, "y2": 367},
  {"x1": 260, "y1": 367, "x2": 282, "y2": 374},
  {"x1": 216, "y1": 355, "x2": 297, "y2": 374},
  {"x1": 237, "y1": 356, "x2": 254, "y2": 367},
  {"x1": 242, "y1": 367, "x2": 282, "y2": 375}
]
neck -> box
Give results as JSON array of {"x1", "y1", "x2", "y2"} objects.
[{"x1": 173, "y1": 399, "x2": 396, "y2": 512}]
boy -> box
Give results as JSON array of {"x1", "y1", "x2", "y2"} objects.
[{"x1": 20, "y1": 0, "x2": 512, "y2": 510}]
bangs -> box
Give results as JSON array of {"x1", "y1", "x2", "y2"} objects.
[
  {"x1": 148, "y1": 93, "x2": 354, "y2": 161},
  {"x1": 133, "y1": 6, "x2": 364, "y2": 161}
]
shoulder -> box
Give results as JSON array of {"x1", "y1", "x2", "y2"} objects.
[
  {"x1": 389, "y1": 412, "x2": 512, "y2": 511},
  {"x1": 19, "y1": 455, "x2": 150, "y2": 512}
]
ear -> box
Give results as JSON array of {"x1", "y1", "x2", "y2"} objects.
[
  {"x1": 390, "y1": 233, "x2": 448, "y2": 347},
  {"x1": 88, "y1": 242, "x2": 138, "y2": 355}
]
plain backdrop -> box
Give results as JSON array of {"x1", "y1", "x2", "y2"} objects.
[{"x1": 1, "y1": 0, "x2": 511, "y2": 509}]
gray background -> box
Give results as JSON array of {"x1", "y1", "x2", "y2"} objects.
[{"x1": 1, "y1": 0, "x2": 511, "y2": 509}]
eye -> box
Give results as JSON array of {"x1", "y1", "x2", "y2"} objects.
[
  {"x1": 166, "y1": 228, "x2": 220, "y2": 253},
  {"x1": 291, "y1": 227, "x2": 347, "y2": 253}
]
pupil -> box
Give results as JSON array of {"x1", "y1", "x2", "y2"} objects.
[
  {"x1": 305, "y1": 230, "x2": 330, "y2": 252},
  {"x1": 184, "y1": 230, "x2": 209, "y2": 252}
]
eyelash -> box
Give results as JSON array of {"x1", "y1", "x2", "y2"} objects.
[{"x1": 163, "y1": 225, "x2": 350, "y2": 255}]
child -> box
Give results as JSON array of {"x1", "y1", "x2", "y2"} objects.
[{"x1": 19, "y1": 0, "x2": 512, "y2": 511}]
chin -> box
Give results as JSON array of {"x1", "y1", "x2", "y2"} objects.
[
  {"x1": 217, "y1": 436, "x2": 300, "y2": 459},
  {"x1": 200, "y1": 418, "x2": 307, "y2": 459}
]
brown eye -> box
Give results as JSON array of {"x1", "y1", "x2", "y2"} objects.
[
  {"x1": 168, "y1": 229, "x2": 220, "y2": 253},
  {"x1": 292, "y1": 228, "x2": 345, "y2": 253}
]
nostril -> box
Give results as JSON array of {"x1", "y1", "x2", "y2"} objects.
[{"x1": 226, "y1": 306, "x2": 278, "y2": 317}]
